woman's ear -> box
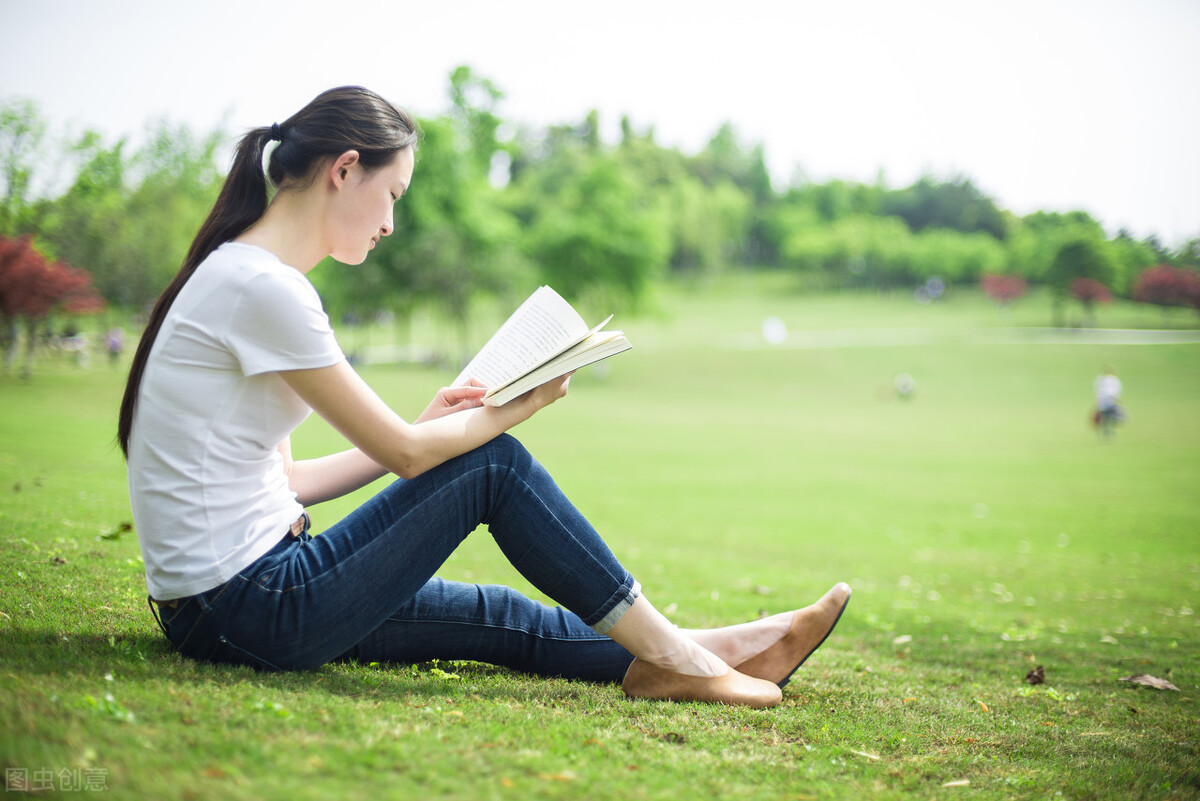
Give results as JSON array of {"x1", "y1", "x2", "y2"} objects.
[{"x1": 329, "y1": 150, "x2": 361, "y2": 189}]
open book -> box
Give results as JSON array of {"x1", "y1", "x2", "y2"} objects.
[{"x1": 453, "y1": 286, "x2": 632, "y2": 407}]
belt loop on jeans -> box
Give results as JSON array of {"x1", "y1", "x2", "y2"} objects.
[{"x1": 290, "y1": 511, "x2": 310, "y2": 538}]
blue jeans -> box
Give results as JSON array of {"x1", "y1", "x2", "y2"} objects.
[{"x1": 152, "y1": 435, "x2": 638, "y2": 682}]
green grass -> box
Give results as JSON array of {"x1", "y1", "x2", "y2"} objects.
[{"x1": 2, "y1": 285, "x2": 1198, "y2": 800}]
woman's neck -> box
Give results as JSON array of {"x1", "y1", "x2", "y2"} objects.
[{"x1": 234, "y1": 190, "x2": 329, "y2": 273}]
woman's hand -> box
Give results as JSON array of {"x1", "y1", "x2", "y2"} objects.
[
  {"x1": 416, "y1": 379, "x2": 488, "y2": 423},
  {"x1": 519, "y1": 372, "x2": 573, "y2": 412}
]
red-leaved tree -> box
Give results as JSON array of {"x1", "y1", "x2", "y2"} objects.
[
  {"x1": 1132, "y1": 264, "x2": 1200, "y2": 312},
  {"x1": 0, "y1": 235, "x2": 105, "y2": 377},
  {"x1": 981, "y1": 273, "x2": 1027, "y2": 304},
  {"x1": 1070, "y1": 277, "x2": 1112, "y2": 325}
]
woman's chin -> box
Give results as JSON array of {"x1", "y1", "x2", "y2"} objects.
[{"x1": 331, "y1": 250, "x2": 370, "y2": 267}]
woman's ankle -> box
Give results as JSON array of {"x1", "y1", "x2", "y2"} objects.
[
  {"x1": 681, "y1": 611, "x2": 794, "y2": 666},
  {"x1": 605, "y1": 595, "x2": 728, "y2": 677}
]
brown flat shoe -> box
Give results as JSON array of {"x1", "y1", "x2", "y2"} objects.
[
  {"x1": 622, "y1": 659, "x2": 783, "y2": 708},
  {"x1": 735, "y1": 582, "x2": 852, "y2": 687}
]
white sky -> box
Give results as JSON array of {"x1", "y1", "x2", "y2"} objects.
[{"x1": 2, "y1": 0, "x2": 1198, "y2": 245}]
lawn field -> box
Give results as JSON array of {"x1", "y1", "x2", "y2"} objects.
[{"x1": 1, "y1": 283, "x2": 1197, "y2": 800}]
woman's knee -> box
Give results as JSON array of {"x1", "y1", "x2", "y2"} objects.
[{"x1": 479, "y1": 433, "x2": 533, "y2": 475}]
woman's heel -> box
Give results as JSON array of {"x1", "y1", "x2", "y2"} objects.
[{"x1": 621, "y1": 658, "x2": 783, "y2": 708}]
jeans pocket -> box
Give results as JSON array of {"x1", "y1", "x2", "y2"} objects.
[
  {"x1": 206, "y1": 636, "x2": 284, "y2": 672},
  {"x1": 165, "y1": 590, "x2": 282, "y2": 671}
]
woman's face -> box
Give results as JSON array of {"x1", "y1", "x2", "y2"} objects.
[{"x1": 329, "y1": 147, "x2": 415, "y2": 265}]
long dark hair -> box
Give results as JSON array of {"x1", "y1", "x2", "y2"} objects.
[{"x1": 117, "y1": 86, "x2": 418, "y2": 457}]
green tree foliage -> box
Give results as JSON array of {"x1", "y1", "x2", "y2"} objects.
[
  {"x1": 780, "y1": 214, "x2": 913, "y2": 288},
  {"x1": 1175, "y1": 238, "x2": 1200, "y2": 267},
  {"x1": 1047, "y1": 238, "x2": 1116, "y2": 325},
  {"x1": 518, "y1": 146, "x2": 668, "y2": 314},
  {"x1": 0, "y1": 99, "x2": 46, "y2": 236},
  {"x1": 1106, "y1": 231, "x2": 1162, "y2": 296},
  {"x1": 2, "y1": 68, "x2": 1190, "y2": 325},
  {"x1": 776, "y1": 210, "x2": 1005, "y2": 289},
  {"x1": 1006, "y1": 211, "x2": 1107, "y2": 282},
  {"x1": 609, "y1": 122, "x2": 751, "y2": 278},
  {"x1": 880, "y1": 176, "x2": 1007, "y2": 240},
  {"x1": 448, "y1": 65, "x2": 506, "y2": 178},
  {"x1": 37, "y1": 124, "x2": 222, "y2": 309}
]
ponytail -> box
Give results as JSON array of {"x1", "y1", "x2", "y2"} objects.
[{"x1": 117, "y1": 87, "x2": 418, "y2": 457}]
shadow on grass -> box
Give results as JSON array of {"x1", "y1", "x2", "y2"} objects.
[{"x1": 0, "y1": 625, "x2": 605, "y2": 704}]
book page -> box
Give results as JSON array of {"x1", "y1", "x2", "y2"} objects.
[
  {"x1": 453, "y1": 286, "x2": 590, "y2": 388},
  {"x1": 482, "y1": 329, "x2": 631, "y2": 406}
]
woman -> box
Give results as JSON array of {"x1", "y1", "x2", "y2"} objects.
[{"x1": 118, "y1": 86, "x2": 851, "y2": 708}]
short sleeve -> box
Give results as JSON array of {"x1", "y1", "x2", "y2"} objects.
[{"x1": 225, "y1": 269, "x2": 344, "y2": 376}]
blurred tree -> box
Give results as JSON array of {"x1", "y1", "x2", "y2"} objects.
[
  {"x1": 691, "y1": 124, "x2": 775, "y2": 266},
  {"x1": 37, "y1": 122, "x2": 221, "y2": 310},
  {"x1": 693, "y1": 123, "x2": 772, "y2": 204},
  {"x1": 522, "y1": 152, "x2": 668, "y2": 314},
  {"x1": 611, "y1": 121, "x2": 747, "y2": 277},
  {"x1": 1006, "y1": 210, "x2": 1107, "y2": 282},
  {"x1": 780, "y1": 214, "x2": 914, "y2": 288},
  {"x1": 1108, "y1": 229, "x2": 1161, "y2": 296},
  {"x1": 1131, "y1": 264, "x2": 1200, "y2": 314},
  {"x1": 1047, "y1": 238, "x2": 1115, "y2": 325},
  {"x1": 662, "y1": 176, "x2": 750, "y2": 277},
  {"x1": 981, "y1": 273, "x2": 1027, "y2": 305},
  {"x1": 1174, "y1": 238, "x2": 1200, "y2": 268},
  {"x1": 1070, "y1": 277, "x2": 1112, "y2": 325},
  {"x1": 0, "y1": 99, "x2": 47, "y2": 236},
  {"x1": 448, "y1": 65, "x2": 506, "y2": 177},
  {"x1": 908, "y1": 228, "x2": 1006, "y2": 284},
  {"x1": 35, "y1": 132, "x2": 128, "y2": 301},
  {"x1": 507, "y1": 112, "x2": 669, "y2": 313},
  {"x1": 0, "y1": 235, "x2": 103, "y2": 376},
  {"x1": 880, "y1": 176, "x2": 1007, "y2": 240}
]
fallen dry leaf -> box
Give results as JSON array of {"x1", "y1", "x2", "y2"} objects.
[
  {"x1": 1025, "y1": 665, "x2": 1045, "y2": 685},
  {"x1": 1119, "y1": 674, "x2": 1179, "y2": 691},
  {"x1": 850, "y1": 749, "x2": 880, "y2": 761},
  {"x1": 537, "y1": 771, "x2": 576, "y2": 782}
]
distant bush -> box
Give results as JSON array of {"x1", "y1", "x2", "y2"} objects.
[
  {"x1": 1132, "y1": 264, "x2": 1200, "y2": 311},
  {"x1": 981, "y1": 273, "x2": 1027, "y2": 304}
]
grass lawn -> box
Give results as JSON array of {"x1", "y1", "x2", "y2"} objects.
[{"x1": 1, "y1": 282, "x2": 1197, "y2": 800}]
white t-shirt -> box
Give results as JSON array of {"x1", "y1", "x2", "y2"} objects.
[
  {"x1": 1095, "y1": 374, "x2": 1122, "y2": 410},
  {"x1": 127, "y1": 242, "x2": 345, "y2": 599}
]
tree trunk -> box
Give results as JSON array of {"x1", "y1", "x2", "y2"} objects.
[
  {"x1": 1, "y1": 315, "x2": 17, "y2": 375},
  {"x1": 21, "y1": 315, "x2": 37, "y2": 379}
]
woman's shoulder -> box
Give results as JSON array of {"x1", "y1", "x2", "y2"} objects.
[
  {"x1": 200, "y1": 243, "x2": 313, "y2": 293},
  {"x1": 207, "y1": 241, "x2": 286, "y2": 275}
]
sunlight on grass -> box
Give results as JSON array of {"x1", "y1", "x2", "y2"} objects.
[{"x1": 2, "y1": 287, "x2": 1197, "y2": 800}]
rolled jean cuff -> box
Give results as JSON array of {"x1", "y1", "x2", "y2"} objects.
[{"x1": 587, "y1": 578, "x2": 641, "y2": 635}]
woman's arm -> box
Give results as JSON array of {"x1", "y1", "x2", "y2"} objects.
[
  {"x1": 278, "y1": 380, "x2": 499, "y2": 505},
  {"x1": 278, "y1": 437, "x2": 388, "y2": 507},
  {"x1": 279, "y1": 359, "x2": 568, "y2": 481}
]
